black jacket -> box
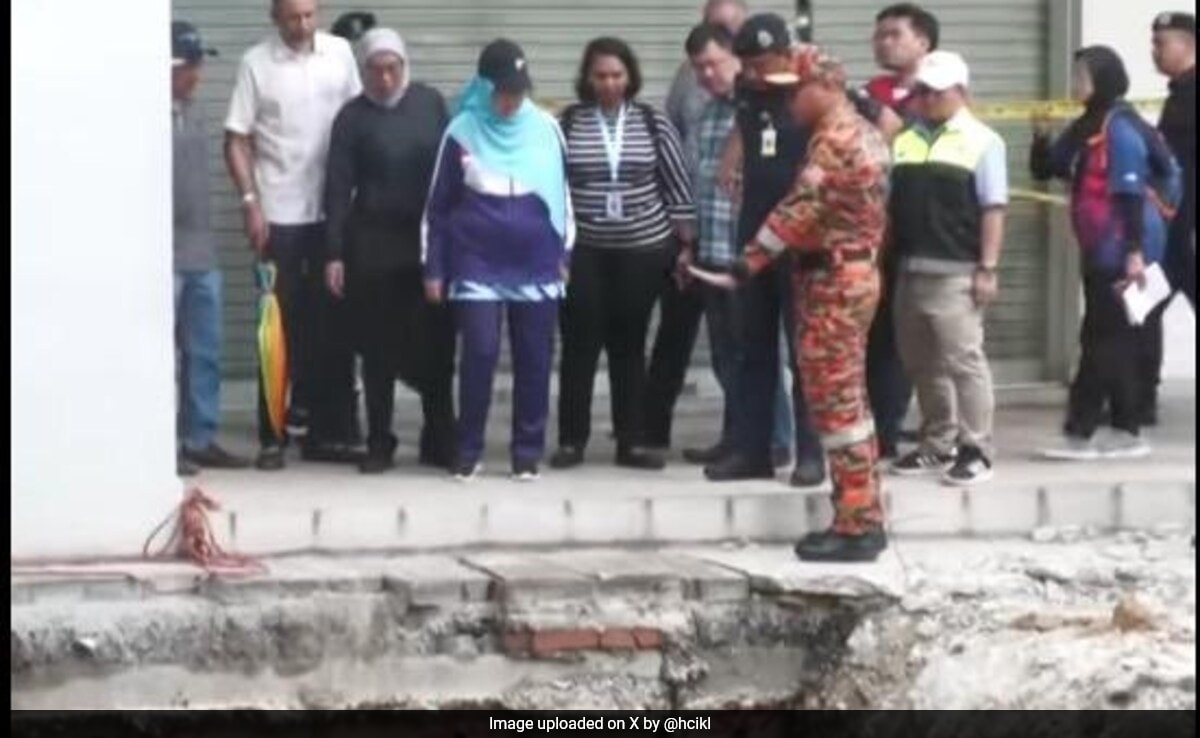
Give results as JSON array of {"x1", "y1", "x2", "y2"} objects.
[{"x1": 325, "y1": 83, "x2": 449, "y2": 272}]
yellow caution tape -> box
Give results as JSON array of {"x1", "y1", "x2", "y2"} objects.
[
  {"x1": 535, "y1": 97, "x2": 1164, "y2": 121},
  {"x1": 1010, "y1": 187, "x2": 1069, "y2": 207},
  {"x1": 970, "y1": 97, "x2": 1163, "y2": 121}
]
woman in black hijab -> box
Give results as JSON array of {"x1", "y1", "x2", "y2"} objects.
[{"x1": 1030, "y1": 45, "x2": 1182, "y2": 462}]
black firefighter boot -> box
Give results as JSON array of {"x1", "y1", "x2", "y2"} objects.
[{"x1": 794, "y1": 527, "x2": 888, "y2": 563}]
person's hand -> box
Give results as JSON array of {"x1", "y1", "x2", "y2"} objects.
[
  {"x1": 1031, "y1": 109, "x2": 1053, "y2": 138},
  {"x1": 243, "y1": 200, "x2": 270, "y2": 255},
  {"x1": 325, "y1": 260, "x2": 345, "y2": 299},
  {"x1": 424, "y1": 279, "x2": 444, "y2": 304},
  {"x1": 1121, "y1": 251, "x2": 1147, "y2": 290},
  {"x1": 674, "y1": 245, "x2": 695, "y2": 290},
  {"x1": 972, "y1": 267, "x2": 999, "y2": 307},
  {"x1": 688, "y1": 264, "x2": 738, "y2": 291}
]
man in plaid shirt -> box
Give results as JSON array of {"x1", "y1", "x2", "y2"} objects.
[{"x1": 677, "y1": 23, "x2": 747, "y2": 464}]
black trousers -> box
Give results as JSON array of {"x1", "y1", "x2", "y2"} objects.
[
  {"x1": 866, "y1": 266, "x2": 913, "y2": 452},
  {"x1": 733, "y1": 257, "x2": 823, "y2": 465},
  {"x1": 257, "y1": 223, "x2": 356, "y2": 449},
  {"x1": 1066, "y1": 271, "x2": 1143, "y2": 438},
  {"x1": 1139, "y1": 222, "x2": 1195, "y2": 413},
  {"x1": 558, "y1": 242, "x2": 675, "y2": 450},
  {"x1": 346, "y1": 266, "x2": 456, "y2": 460},
  {"x1": 643, "y1": 255, "x2": 707, "y2": 448}
]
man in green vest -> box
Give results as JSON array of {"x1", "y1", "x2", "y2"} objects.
[{"x1": 887, "y1": 50, "x2": 1008, "y2": 488}]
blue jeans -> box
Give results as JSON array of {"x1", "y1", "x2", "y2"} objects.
[{"x1": 175, "y1": 269, "x2": 222, "y2": 451}]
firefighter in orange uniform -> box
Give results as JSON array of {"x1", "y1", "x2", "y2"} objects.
[{"x1": 695, "y1": 45, "x2": 891, "y2": 562}]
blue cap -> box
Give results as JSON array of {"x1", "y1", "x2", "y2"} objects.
[{"x1": 172, "y1": 21, "x2": 217, "y2": 66}]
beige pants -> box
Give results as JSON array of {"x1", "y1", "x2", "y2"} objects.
[{"x1": 894, "y1": 272, "x2": 994, "y2": 457}]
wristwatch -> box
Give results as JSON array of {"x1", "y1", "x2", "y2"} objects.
[
  {"x1": 976, "y1": 264, "x2": 998, "y2": 275},
  {"x1": 241, "y1": 191, "x2": 258, "y2": 206}
]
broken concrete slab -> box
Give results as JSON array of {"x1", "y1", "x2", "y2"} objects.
[
  {"x1": 532, "y1": 549, "x2": 749, "y2": 604},
  {"x1": 375, "y1": 555, "x2": 494, "y2": 608},
  {"x1": 196, "y1": 556, "x2": 387, "y2": 603},
  {"x1": 458, "y1": 552, "x2": 595, "y2": 607},
  {"x1": 689, "y1": 546, "x2": 906, "y2": 601}
]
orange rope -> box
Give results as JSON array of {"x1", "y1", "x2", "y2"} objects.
[{"x1": 142, "y1": 487, "x2": 266, "y2": 576}]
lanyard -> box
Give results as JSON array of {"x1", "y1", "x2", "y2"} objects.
[{"x1": 596, "y1": 104, "x2": 627, "y2": 183}]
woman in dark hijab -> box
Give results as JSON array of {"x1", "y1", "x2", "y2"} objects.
[{"x1": 1030, "y1": 45, "x2": 1181, "y2": 462}]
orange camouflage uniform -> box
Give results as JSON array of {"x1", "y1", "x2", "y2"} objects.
[{"x1": 739, "y1": 53, "x2": 891, "y2": 535}]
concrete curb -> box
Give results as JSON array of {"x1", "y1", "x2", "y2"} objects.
[{"x1": 205, "y1": 478, "x2": 1195, "y2": 556}]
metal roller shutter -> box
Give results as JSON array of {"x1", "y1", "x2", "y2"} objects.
[{"x1": 813, "y1": 0, "x2": 1052, "y2": 380}]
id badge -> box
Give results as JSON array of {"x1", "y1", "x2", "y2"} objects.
[
  {"x1": 761, "y1": 127, "x2": 777, "y2": 159},
  {"x1": 605, "y1": 190, "x2": 624, "y2": 220}
]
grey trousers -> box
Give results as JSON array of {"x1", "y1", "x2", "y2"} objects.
[{"x1": 894, "y1": 271, "x2": 995, "y2": 457}]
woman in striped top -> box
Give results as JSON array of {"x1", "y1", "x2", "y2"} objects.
[{"x1": 550, "y1": 37, "x2": 697, "y2": 472}]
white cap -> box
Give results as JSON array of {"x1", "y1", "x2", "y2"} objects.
[{"x1": 915, "y1": 50, "x2": 970, "y2": 91}]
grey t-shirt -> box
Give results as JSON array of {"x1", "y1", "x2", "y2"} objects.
[{"x1": 172, "y1": 99, "x2": 217, "y2": 272}]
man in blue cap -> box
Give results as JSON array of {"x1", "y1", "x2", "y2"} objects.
[{"x1": 171, "y1": 21, "x2": 249, "y2": 475}]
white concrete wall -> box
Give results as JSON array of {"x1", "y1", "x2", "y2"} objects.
[
  {"x1": 1082, "y1": 1, "x2": 1196, "y2": 380},
  {"x1": 11, "y1": 1, "x2": 181, "y2": 559}
]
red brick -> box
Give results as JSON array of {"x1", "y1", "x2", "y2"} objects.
[
  {"x1": 600, "y1": 628, "x2": 637, "y2": 651},
  {"x1": 502, "y1": 629, "x2": 532, "y2": 656},
  {"x1": 632, "y1": 627, "x2": 663, "y2": 650},
  {"x1": 531, "y1": 628, "x2": 600, "y2": 657}
]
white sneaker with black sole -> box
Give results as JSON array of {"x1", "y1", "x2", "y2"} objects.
[
  {"x1": 942, "y1": 447, "x2": 994, "y2": 487},
  {"x1": 890, "y1": 449, "x2": 956, "y2": 476},
  {"x1": 1040, "y1": 434, "x2": 1101, "y2": 461},
  {"x1": 452, "y1": 462, "x2": 483, "y2": 483},
  {"x1": 1098, "y1": 430, "x2": 1151, "y2": 460}
]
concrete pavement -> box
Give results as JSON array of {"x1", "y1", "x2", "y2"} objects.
[{"x1": 156, "y1": 382, "x2": 1199, "y2": 555}]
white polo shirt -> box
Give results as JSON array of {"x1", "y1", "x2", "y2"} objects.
[{"x1": 225, "y1": 31, "x2": 362, "y2": 225}]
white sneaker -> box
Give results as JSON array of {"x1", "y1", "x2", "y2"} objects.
[
  {"x1": 452, "y1": 462, "x2": 483, "y2": 483},
  {"x1": 1040, "y1": 435, "x2": 1101, "y2": 461},
  {"x1": 1099, "y1": 431, "x2": 1152, "y2": 460}
]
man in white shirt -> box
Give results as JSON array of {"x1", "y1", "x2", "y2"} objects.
[{"x1": 224, "y1": 0, "x2": 362, "y2": 471}]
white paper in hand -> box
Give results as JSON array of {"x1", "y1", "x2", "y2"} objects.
[
  {"x1": 1121, "y1": 262, "x2": 1172, "y2": 326},
  {"x1": 687, "y1": 265, "x2": 738, "y2": 290}
]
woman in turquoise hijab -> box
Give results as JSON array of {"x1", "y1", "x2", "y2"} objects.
[{"x1": 422, "y1": 39, "x2": 574, "y2": 482}]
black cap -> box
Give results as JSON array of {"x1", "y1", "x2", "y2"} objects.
[
  {"x1": 734, "y1": 13, "x2": 792, "y2": 57},
  {"x1": 478, "y1": 39, "x2": 532, "y2": 93},
  {"x1": 1153, "y1": 12, "x2": 1195, "y2": 35},
  {"x1": 331, "y1": 12, "x2": 377, "y2": 42},
  {"x1": 171, "y1": 21, "x2": 217, "y2": 66}
]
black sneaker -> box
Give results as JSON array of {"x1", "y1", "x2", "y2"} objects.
[
  {"x1": 682, "y1": 443, "x2": 728, "y2": 465},
  {"x1": 772, "y1": 447, "x2": 793, "y2": 469},
  {"x1": 286, "y1": 407, "x2": 310, "y2": 438},
  {"x1": 358, "y1": 453, "x2": 395, "y2": 475},
  {"x1": 182, "y1": 443, "x2": 251, "y2": 470},
  {"x1": 794, "y1": 528, "x2": 888, "y2": 563},
  {"x1": 452, "y1": 461, "x2": 483, "y2": 482},
  {"x1": 301, "y1": 442, "x2": 364, "y2": 465},
  {"x1": 890, "y1": 449, "x2": 956, "y2": 476},
  {"x1": 942, "y1": 446, "x2": 994, "y2": 487},
  {"x1": 512, "y1": 460, "x2": 541, "y2": 482},
  {"x1": 177, "y1": 454, "x2": 200, "y2": 477},
  {"x1": 704, "y1": 455, "x2": 775, "y2": 482},
  {"x1": 616, "y1": 447, "x2": 666, "y2": 471},
  {"x1": 549, "y1": 446, "x2": 585, "y2": 470},
  {"x1": 789, "y1": 459, "x2": 827, "y2": 489},
  {"x1": 255, "y1": 446, "x2": 286, "y2": 472}
]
